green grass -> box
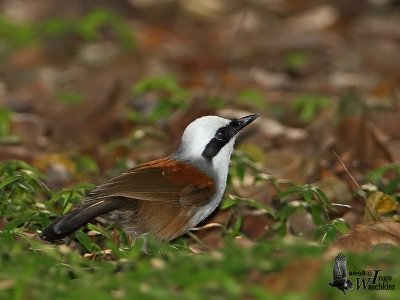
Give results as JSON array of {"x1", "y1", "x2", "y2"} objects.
[
  {"x1": 0, "y1": 160, "x2": 399, "y2": 299},
  {"x1": 0, "y1": 234, "x2": 398, "y2": 300}
]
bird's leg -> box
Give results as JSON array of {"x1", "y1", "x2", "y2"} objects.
[
  {"x1": 136, "y1": 234, "x2": 149, "y2": 255},
  {"x1": 141, "y1": 236, "x2": 149, "y2": 255}
]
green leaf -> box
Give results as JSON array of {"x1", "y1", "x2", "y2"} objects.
[
  {"x1": 273, "y1": 222, "x2": 287, "y2": 237},
  {"x1": 302, "y1": 185, "x2": 312, "y2": 205},
  {"x1": 383, "y1": 175, "x2": 400, "y2": 195},
  {"x1": 131, "y1": 74, "x2": 190, "y2": 122},
  {"x1": 320, "y1": 224, "x2": 337, "y2": 245},
  {"x1": 78, "y1": 9, "x2": 134, "y2": 49},
  {"x1": 41, "y1": 18, "x2": 74, "y2": 38},
  {"x1": 221, "y1": 197, "x2": 237, "y2": 210},
  {"x1": 279, "y1": 203, "x2": 297, "y2": 221},
  {"x1": 309, "y1": 204, "x2": 326, "y2": 226},
  {"x1": 0, "y1": 175, "x2": 19, "y2": 190},
  {"x1": 3, "y1": 219, "x2": 25, "y2": 231},
  {"x1": 237, "y1": 89, "x2": 265, "y2": 108},
  {"x1": 104, "y1": 239, "x2": 125, "y2": 259},
  {"x1": 87, "y1": 223, "x2": 111, "y2": 240},
  {"x1": 292, "y1": 94, "x2": 332, "y2": 123},
  {"x1": 74, "y1": 231, "x2": 94, "y2": 252},
  {"x1": 132, "y1": 74, "x2": 181, "y2": 94},
  {"x1": 228, "y1": 195, "x2": 277, "y2": 219},
  {"x1": 74, "y1": 155, "x2": 99, "y2": 174},
  {"x1": 235, "y1": 161, "x2": 246, "y2": 182},
  {"x1": 16, "y1": 182, "x2": 35, "y2": 193},
  {"x1": 312, "y1": 187, "x2": 331, "y2": 207},
  {"x1": 283, "y1": 51, "x2": 311, "y2": 70},
  {"x1": 230, "y1": 216, "x2": 242, "y2": 237},
  {"x1": 278, "y1": 185, "x2": 306, "y2": 199},
  {"x1": 332, "y1": 218, "x2": 349, "y2": 234},
  {"x1": 367, "y1": 164, "x2": 400, "y2": 184}
]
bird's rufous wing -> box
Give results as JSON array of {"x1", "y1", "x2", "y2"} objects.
[{"x1": 86, "y1": 157, "x2": 215, "y2": 206}]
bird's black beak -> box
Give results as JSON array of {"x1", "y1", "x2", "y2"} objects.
[{"x1": 233, "y1": 113, "x2": 260, "y2": 133}]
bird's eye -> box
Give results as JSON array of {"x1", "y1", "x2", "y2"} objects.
[{"x1": 215, "y1": 128, "x2": 227, "y2": 141}]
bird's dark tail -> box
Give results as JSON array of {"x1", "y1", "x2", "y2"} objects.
[{"x1": 41, "y1": 198, "x2": 126, "y2": 242}]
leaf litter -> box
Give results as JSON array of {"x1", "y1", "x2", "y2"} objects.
[{"x1": 0, "y1": 0, "x2": 400, "y2": 299}]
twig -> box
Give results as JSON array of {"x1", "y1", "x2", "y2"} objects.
[{"x1": 332, "y1": 151, "x2": 378, "y2": 221}]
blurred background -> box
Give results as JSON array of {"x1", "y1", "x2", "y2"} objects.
[
  {"x1": 1, "y1": 0, "x2": 400, "y2": 178},
  {"x1": 0, "y1": 0, "x2": 399, "y2": 299}
]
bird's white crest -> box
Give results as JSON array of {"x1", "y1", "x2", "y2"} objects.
[
  {"x1": 180, "y1": 116, "x2": 235, "y2": 178},
  {"x1": 180, "y1": 116, "x2": 229, "y2": 153}
]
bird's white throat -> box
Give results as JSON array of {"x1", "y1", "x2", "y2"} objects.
[
  {"x1": 174, "y1": 115, "x2": 237, "y2": 228},
  {"x1": 175, "y1": 115, "x2": 236, "y2": 184}
]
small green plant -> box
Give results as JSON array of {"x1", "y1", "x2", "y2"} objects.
[
  {"x1": 73, "y1": 155, "x2": 100, "y2": 175},
  {"x1": 228, "y1": 150, "x2": 268, "y2": 184},
  {"x1": 0, "y1": 159, "x2": 95, "y2": 240},
  {"x1": 0, "y1": 9, "x2": 135, "y2": 58},
  {"x1": 222, "y1": 195, "x2": 277, "y2": 220},
  {"x1": 55, "y1": 90, "x2": 85, "y2": 106},
  {"x1": 283, "y1": 50, "x2": 311, "y2": 71},
  {"x1": 292, "y1": 94, "x2": 332, "y2": 123},
  {"x1": 336, "y1": 89, "x2": 365, "y2": 121},
  {"x1": 41, "y1": 9, "x2": 135, "y2": 49},
  {"x1": 276, "y1": 184, "x2": 349, "y2": 244},
  {"x1": 236, "y1": 89, "x2": 266, "y2": 109},
  {"x1": 46, "y1": 183, "x2": 93, "y2": 217},
  {"x1": 0, "y1": 16, "x2": 38, "y2": 56},
  {"x1": 206, "y1": 95, "x2": 226, "y2": 109},
  {"x1": 0, "y1": 161, "x2": 398, "y2": 300},
  {"x1": 222, "y1": 150, "x2": 277, "y2": 238},
  {"x1": 0, "y1": 108, "x2": 21, "y2": 144},
  {"x1": 228, "y1": 170, "x2": 339, "y2": 243},
  {"x1": 130, "y1": 74, "x2": 190, "y2": 122},
  {"x1": 0, "y1": 160, "x2": 47, "y2": 230},
  {"x1": 367, "y1": 164, "x2": 400, "y2": 198},
  {"x1": 77, "y1": 9, "x2": 134, "y2": 49}
]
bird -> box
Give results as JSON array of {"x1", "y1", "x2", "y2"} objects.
[
  {"x1": 328, "y1": 252, "x2": 354, "y2": 295},
  {"x1": 41, "y1": 113, "x2": 260, "y2": 242}
]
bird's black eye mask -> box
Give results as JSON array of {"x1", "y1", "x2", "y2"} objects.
[
  {"x1": 202, "y1": 121, "x2": 237, "y2": 161},
  {"x1": 201, "y1": 114, "x2": 259, "y2": 162}
]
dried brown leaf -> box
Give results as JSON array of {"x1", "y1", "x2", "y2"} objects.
[
  {"x1": 330, "y1": 222, "x2": 400, "y2": 253},
  {"x1": 364, "y1": 191, "x2": 397, "y2": 222}
]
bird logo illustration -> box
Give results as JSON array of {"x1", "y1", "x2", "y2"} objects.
[{"x1": 329, "y1": 253, "x2": 354, "y2": 295}]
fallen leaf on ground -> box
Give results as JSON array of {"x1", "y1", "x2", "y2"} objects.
[
  {"x1": 329, "y1": 222, "x2": 400, "y2": 254},
  {"x1": 364, "y1": 191, "x2": 397, "y2": 222}
]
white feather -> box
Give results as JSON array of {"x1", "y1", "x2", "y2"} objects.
[{"x1": 174, "y1": 116, "x2": 237, "y2": 227}]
